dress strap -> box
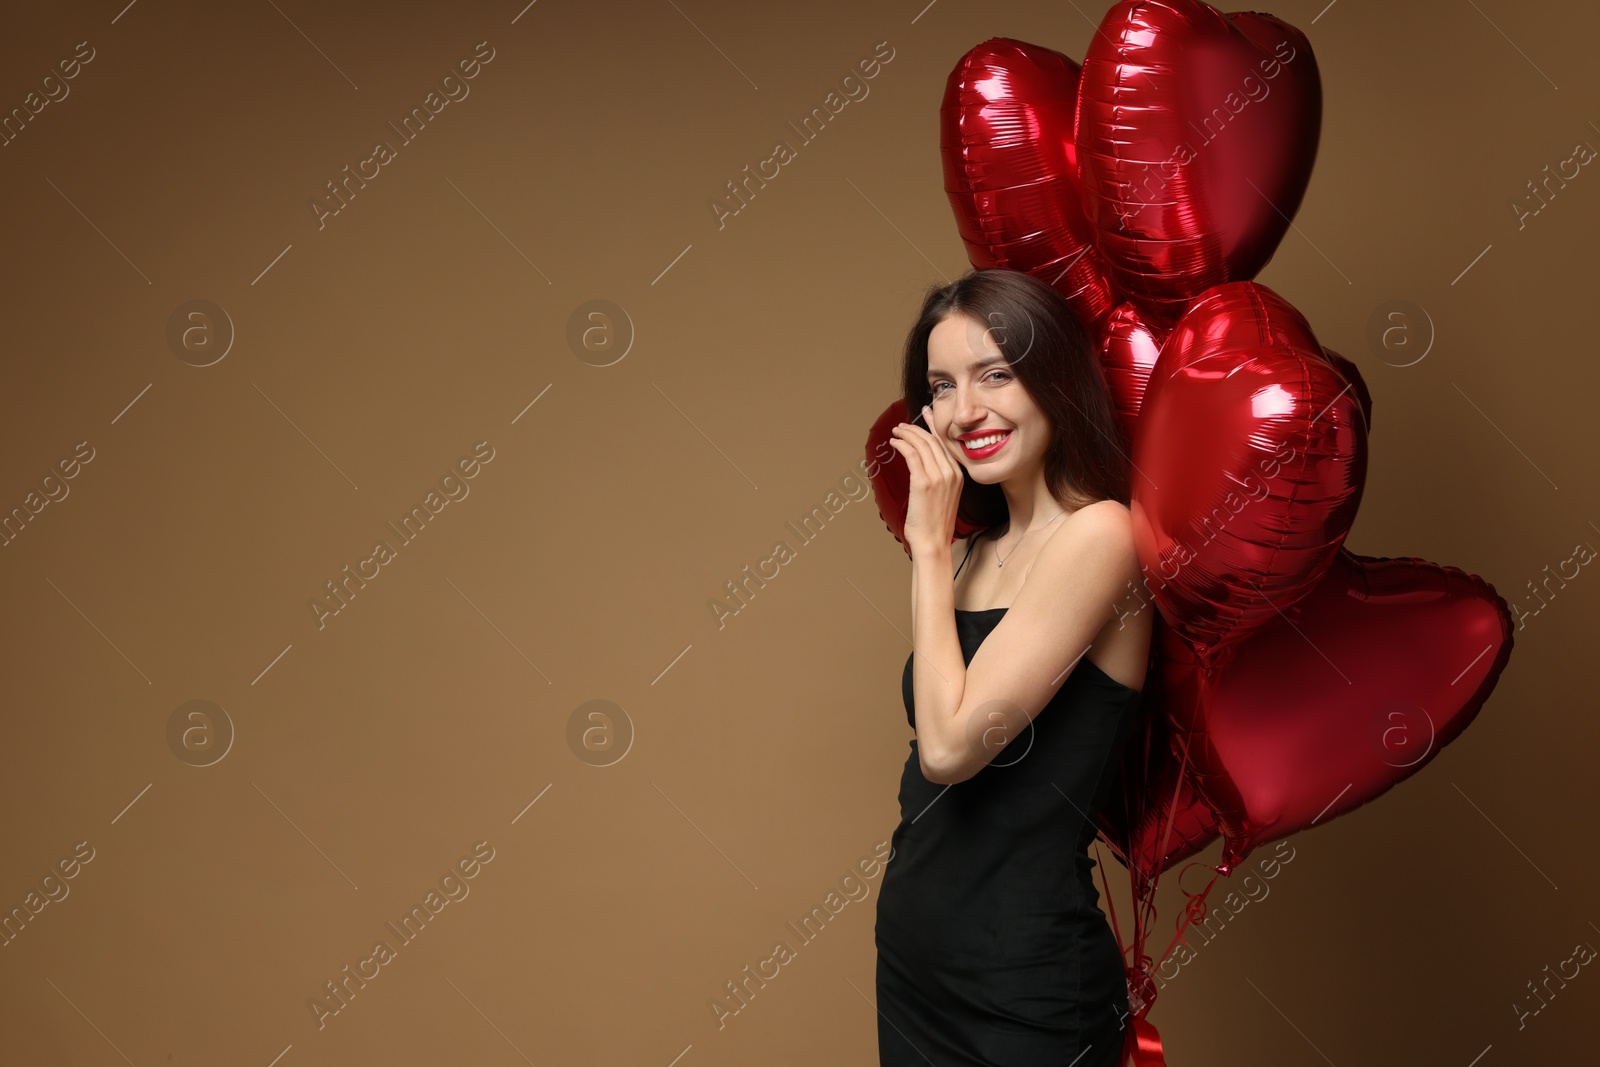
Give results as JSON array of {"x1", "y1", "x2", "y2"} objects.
[{"x1": 953, "y1": 532, "x2": 981, "y2": 580}]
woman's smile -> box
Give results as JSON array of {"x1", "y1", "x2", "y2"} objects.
[{"x1": 958, "y1": 429, "x2": 1012, "y2": 460}]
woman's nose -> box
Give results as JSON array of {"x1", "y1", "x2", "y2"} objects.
[{"x1": 954, "y1": 385, "x2": 985, "y2": 425}]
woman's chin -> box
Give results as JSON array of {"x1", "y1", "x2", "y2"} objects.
[{"x1": 962, "y1": 454, "x2": 1012, "y2": 477}]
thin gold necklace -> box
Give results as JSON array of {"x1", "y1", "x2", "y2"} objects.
[{"x1": 995, "y1": 509, "x2": 1068, "y2": 567}]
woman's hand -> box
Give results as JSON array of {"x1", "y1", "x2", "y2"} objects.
[{"x1": 887, "y1": 404, "x2": 965, "y2": 558}]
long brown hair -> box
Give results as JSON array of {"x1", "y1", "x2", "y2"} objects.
[{"x1": 899, "y1": 268, "x2": 1130, "y2": 532}]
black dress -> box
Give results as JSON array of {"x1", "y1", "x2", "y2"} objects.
[{"x1": 876, "y1": 536, "x2": 1140, "y2": 1066}]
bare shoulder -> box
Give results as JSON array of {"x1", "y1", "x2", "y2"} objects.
[
  {"x1": 1027, "y1": 499, "x2": 1148, "y2": 686},
  {"x1": 1026, "y1": 499, "x2": 1138, "y2": 592},
  {"x1": 1047, "y1": 499, "x2": 1134, "y2": 552}
]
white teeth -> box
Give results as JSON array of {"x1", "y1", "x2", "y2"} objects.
[{"x1": 962, "y1": 432, "x2": 1008, "y2": 449}]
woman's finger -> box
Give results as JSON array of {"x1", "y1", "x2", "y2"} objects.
[
  {"x1": 888, "y1": 427, "x2": 928, "y2": 484},
  {"x1": 905, "y1": 417, "x2": 959, "y2": 487},
  {"x1": 900, "y1": 421, "x2": 942, "y2": 480},
  {"x1": 921, "y1": 405, "x2": 970, "y2": 481}
]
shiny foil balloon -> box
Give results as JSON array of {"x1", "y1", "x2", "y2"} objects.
[
  {"x1": 1320, "y1": 345, "x2": 1373, "y2": 436},
  {"x1": 1100, "y1": 301, "x2": 1169, "y2": 444},
  {"x1": 941, "y1": 38, "x2": 1119, "y2": 334},
  {"x1": 1158, "y1": 549, "x2": 1515, "y2": 871},
  {"x1": 1132, "y1": 281, "x2": 1367, "y2": 660},
  {"x1": 1101, "y1": 727, "x2": 1218, "y2": 890},
  {"x1": 1076, "y1": 0, "x2": 1322, "y2": 326}
]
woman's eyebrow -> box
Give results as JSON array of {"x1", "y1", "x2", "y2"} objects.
[{"x1": 927, "y1": 356, "x2": 1006, "y2": 379}]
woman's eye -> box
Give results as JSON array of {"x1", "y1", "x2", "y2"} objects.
[{"x1": 931, "y1": 372, "x2": 1006, "y2": 397}]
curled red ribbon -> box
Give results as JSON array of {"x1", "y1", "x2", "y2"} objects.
[
  {"x1": 1124, "y1": 1014, "x2": 1169, "y2": 1066},
  {"x1": 1094, "y1": 717, "x2": 1229, "y2": 1066}
]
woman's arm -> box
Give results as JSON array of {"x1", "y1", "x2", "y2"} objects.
[
  {"x1": 908, "y1": 538, "x2": 967, "y2": 782},
  {"x1": 913, "y1": 501, "x2": 1137, "y2": 785}
]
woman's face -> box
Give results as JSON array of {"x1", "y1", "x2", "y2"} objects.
[{"x1": 924, "y1": 311, "x2": 1049, "y2": 484}]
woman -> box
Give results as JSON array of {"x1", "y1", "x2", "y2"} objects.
[{"x1": 875, "y1": 268, "x2": 1151, "y2": 1066}]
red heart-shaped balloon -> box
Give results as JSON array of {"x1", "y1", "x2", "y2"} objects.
[
  {"x1": 1076, "y1": 0, "x2": 1322, "y2": 327},
  {"x1": 1100, "y1": 301, "x2": 1169, "y2": 445},
  {"x1": 941, "y1": 37, "x2": 1119, "y2": 333},
  {"x1": 941, "y1": 38, "x2": 1179, "y2": 430},
  {"x1": 1160, "y1": 549, "x2": 1515, "y2": 871},
  {"x1": 1319, "y1": 345, "x2": 1373, "y2": 436},
  {"x1": 1132, "y1": 281, "x2": 1366, "y2": 659}
]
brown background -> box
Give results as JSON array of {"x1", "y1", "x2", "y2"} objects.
[{"x1": 1, "y1": 0, "x2": 1596, "y2": 1063}]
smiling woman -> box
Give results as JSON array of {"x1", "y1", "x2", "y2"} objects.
[{"x1": 875, "y1": 268, "x2": 1147, "y2": 1067}]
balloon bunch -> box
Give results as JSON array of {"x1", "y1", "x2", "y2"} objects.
[{"x1": 864, "y1": 2, "x2": 1515, "y2": 1061}]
